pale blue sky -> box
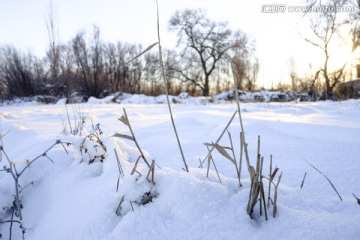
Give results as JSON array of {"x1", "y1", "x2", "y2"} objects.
[{"x1": 0, "y1": 0, "x2": 355, "y2": 88}]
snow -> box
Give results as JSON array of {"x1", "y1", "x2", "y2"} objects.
[
  {"x1": 0, "y1": 90, "x2": 309, "y2": 106},
  {"x1": 0, "y1": 99, "x2": 359, "y2": 239}
]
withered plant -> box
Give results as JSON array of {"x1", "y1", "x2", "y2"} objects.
[{"x1": 0, "y1": 134, "x2": 70, "y2": 240}]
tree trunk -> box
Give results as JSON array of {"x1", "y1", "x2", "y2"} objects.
[{"x1": 203, "y1": 75, "x2": 210, "y2": 96}]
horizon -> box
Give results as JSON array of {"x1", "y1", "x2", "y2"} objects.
[{"x1": 0, "y1": 0, "x2": 357, "y2": 89}]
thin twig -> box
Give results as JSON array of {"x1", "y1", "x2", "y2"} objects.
[
  {"x1": 122, "y1": 108, "x2": 151, "y2": 169},
  {"x1": 200, "y1": 110, "x2": 238, "y2": 167},
  {"x1": 353, "y1": 193, "x2": 360, "y2": 205},
  {"x1": 304, "y1": 159, "x2": 342, "y2": 201},
  {"x1": 300, "y1": 172, "x2": 307, "y2": 188},
  {"x1": 205, "y1": 145, "x2": 221, "y2": 183}
]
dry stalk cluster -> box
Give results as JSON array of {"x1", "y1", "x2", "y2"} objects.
[
  {"x1": 0, "y1": 135, "x2": 70, "y2": 240},
  {"x1": 79, "y1": 123, "x2": 107, "y2": 164},
  {"x1": 113, "y1": 108, "x2": 157, "y2": 216},
  {"x1": 62, "y1": 104, "x2": 107, "y2": 165},
  {"x1": 246, "y1": 138, "x2": 283, "y2": 220},
  {"x1": 200, "y1": 111, "x2": 283, "y2": 220},
  {"x1": 62, "y1": 104, "x2": 88, "y2": 136}
]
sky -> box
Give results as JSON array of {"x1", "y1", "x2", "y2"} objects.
[{"x1": 0, "y1": 0, "x2": 357, "y2": 89}]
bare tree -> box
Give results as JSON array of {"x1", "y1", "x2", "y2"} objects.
[
  {"x1": 169, "y1": 9, "x2": 248, "y2": 96},
  {"x1": 351, "y1": 0, "x2": 360, "y2": 76},
  {"x1": 45, "y1": 2, "x2": 61, "y2": 88},
  {"x1": 105, "y1": 42, "x2": 144, "y2": 94},
  {"x1": 230, "y1": 44, "x2": 259, "y2": 92},
  {"x1": 0, "y1": 46, "x2": 52, "y2": 99},
  {"x1": 143, "y1": 51, "x2": 160, "y2": 95},
  {"x1": 72, "y1": 26, "x2": 108, "y2": 98},
  {"x1": 288, "y1": 57, "x2": 299, "y2": 92},
  {"x1": 303, "y1": 0, "x2": 355, "y2": 98}
]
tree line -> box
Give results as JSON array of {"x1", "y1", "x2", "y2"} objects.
[
  {"x1": 1, "y1": 1, "x2": 359, "y2": 102},
  {"x1": 0, "y1": 8, "x2": 259, "y2": 102}
]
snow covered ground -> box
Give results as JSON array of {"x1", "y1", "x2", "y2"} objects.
[{"x1": 0, "y1": 99, "x2": 359, "y2": 239}]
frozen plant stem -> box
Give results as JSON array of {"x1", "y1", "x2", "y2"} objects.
[
  {"x1": 228, "y1": 131, "x2": 241, "y2": 187},
  {"x1": 205, "y1": 145, "x2": 221, "y2": 183},
  {"x1": 230, "y1": 61, "x2": 252, "y2": 174},
  {"x1": 200, "y1": 110, "x2": 238, "y2": 167},
  {"x1": 156, "y1": 0, "x2": 188, "y2": 172},
  {"x1": 122, "y1": 108, "x2": 151, "y2": 169},
  {"x1": 304, "y1": 159, "x2": 342, "y2": 201},
  {"x1": 0, "y1": 139, "x2": 70, "y2": 239},
  {"x1": 267, "y1": 155, "x2": 272, "y2": 207},
  {"x1": 300, "y1": 172, "x2": 307, "y2": 188}
]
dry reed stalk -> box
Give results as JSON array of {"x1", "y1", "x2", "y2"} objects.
[
  {"x1": 260, "y1": 156, "x2": 264, "y2": 180},
  {"x1": 304, "y1": 159, "x2": 342, "y2": 201},
  {"x1": 230, "y1": 61, "x2": 253, "y2": 175},
  {"x1": 115, "y1": 108, "x2": 151, "y2": 169},
  {"x1": 205, "y1": 145, "x2": 221, "y2": 183},
  {"x1": 230, "y1": 56, "x2": 281, "y2": 220},
  {"x1": 109, "y1": 1, "x2": 188, "y2": 172},
  {"x1": 146, "y1": 160, "x2": 156, "y2": 184},
  {"x1": 260, "y1": 182, "x2": 268, "y2": 220},
  {"x1": 247, "y1": 183, "x2": 260, "y2": 216},
  {"x1": 198, "y1": 158, "x2": 203, "y2": 168},
  {"x1": 267, "y1": 155, "x2": 272, "y2": 206},
  {"x1": 230, "y1": 62, "x2": 245, "y2": 132},
  {"x1": 273, "y1": 172, "x2": 283, "y2": 218},
  {"x1": 108, "y1": 41, "x2": 158, "y2": 76},
  {"x1": 259, "y1": 156, "x2": 264, "y2": 216},
  {"x1": 156, "y1": 0, "x2": 188, "y2": 172},
  {"x1": 246, "y1": 136, "x2": 272, "y2": 220},
  {"x1": 65, "y1": 104, "x2": 73, "y2": 134},
  {"x1": 116, "y1": 195, "x2": 125, "y2": 216},
  {"x1": 199, "y1": 110, "x2": 238, "y2": 167},
  {"x1": 130, "y1": 156, "x2": 141, "y2": 176},
  {"x1": 228, "y1": 131, "x2": 242, "y2": 187},
  {"x1": 114, "y1": 149, "x2": 124, "y2": 192},
  {"x1": 238, "y1": 132, "x2": 244, "y2": 182},
  {"x1": 300, "y1": 172, "x2": 307, "y2": 189},
  {"x1": 353, "y1": 193, "x2": 360, "y2": 205},
  {"x1": 205, "y1": 137, "x2": 254, "y2": 187}
]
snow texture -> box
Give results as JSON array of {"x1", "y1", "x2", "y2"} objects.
[{"x1": 0, "y1": 98, "x2": 359, "y2": 240}]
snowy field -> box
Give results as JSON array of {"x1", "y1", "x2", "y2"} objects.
[{"x1": 0, "y1": 99, "x2": 359, "y2": 239}]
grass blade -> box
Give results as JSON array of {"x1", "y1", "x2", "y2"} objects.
[
  {"x1": 304, "y1": 159, "x2": 342, "y2": 201},
  {"x1": 126, "y1": 42, "x2": 159, "y2": 64},
  {"x1": 113, "y1": 133, "x2": 135, "y2": 141},
  {"x1": 353, "y1": 193, "x2": 360, "y2": 205},
  {"x1": 204, "y1": 142, "x2": 235, "y2": 164}
]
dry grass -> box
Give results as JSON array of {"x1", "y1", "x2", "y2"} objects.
[
  {"x1": 113, "y1": 108, "x2": 158, "y2": 216},
  {"x1": 304, "y1": 159, "x2": 342, "y2": 201},
  {"x1": 0, "y1": 134, "x2": 70, "y2": 239},
  {"x1": 114, "y1": 108, "x2": 151, "y2": 169}
]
